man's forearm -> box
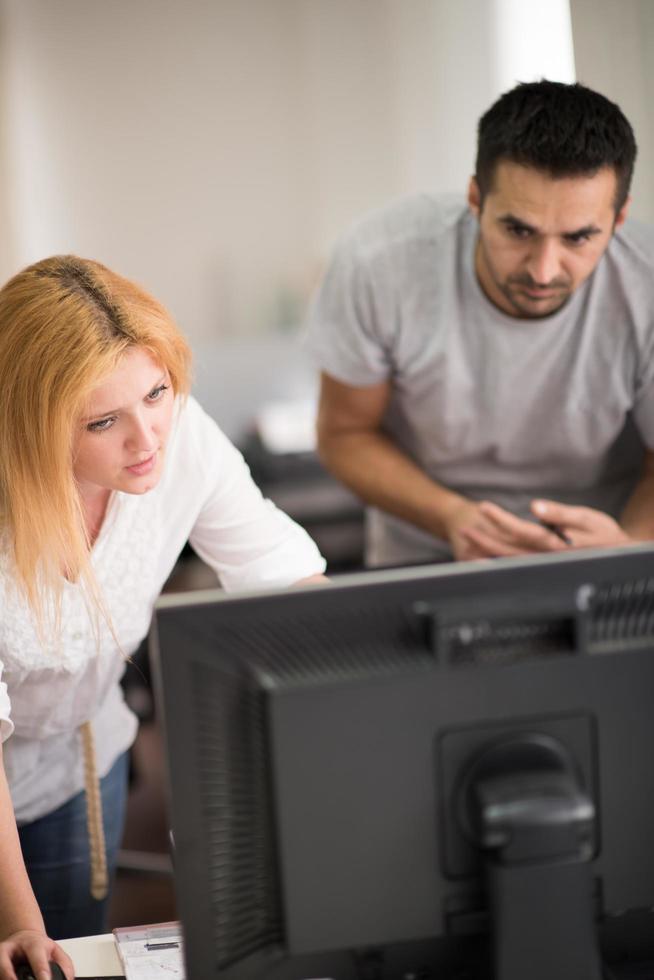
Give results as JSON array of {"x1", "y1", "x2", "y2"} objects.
[{"x1": 318, "y1": 429, "x2": 468, "y2": 542}]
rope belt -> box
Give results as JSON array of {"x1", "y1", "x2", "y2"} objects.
[{"x1": 80, "y1": 720, "x2": 109, "y2": 901}]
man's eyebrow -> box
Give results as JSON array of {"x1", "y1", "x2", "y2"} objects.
[
  {"x1": 83, "y1": 374, "x2": 167, "y2": 422},
  {"x1": 498, "y1": 213, "x2": 537, "y2": 232},
  {"x1": 498, "y1": 213, "x2": 602, "y2": 238},
  {"x1": 561, "y1": 224, "x2": 602, "y2": 238}
]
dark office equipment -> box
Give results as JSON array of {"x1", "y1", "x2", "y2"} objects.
[
  {"x1": 150, "y1": 545, "x2": 654, "y2": 980},
  {"x1": 15, "y1": 963, "x2": 66, "y2": 980}
]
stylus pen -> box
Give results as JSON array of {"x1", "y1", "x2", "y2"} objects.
[
  {"x1": 145, "y1": 941, "x2": 180, "y2": 950},
  {"x1": 539, "y1": 519, "x2": 573, "y2": 546}
]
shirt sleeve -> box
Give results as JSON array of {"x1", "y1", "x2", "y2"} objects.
[
  {"x1": 632, "y1": 319, "x2": 654, "y2": 449},
  {"x1": 186, "y1": 402, "x2": 326, "y2": 592},
  {"x1": 0, "y1": 663, "x2": 14, "y2": 744},
  {"x1": 303, "y1": 233, "x2": 395, "y2": 387}
]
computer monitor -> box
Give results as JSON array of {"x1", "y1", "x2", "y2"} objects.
[{"x1": 150, "y1": 545, "x2": 654, "y2": 980}]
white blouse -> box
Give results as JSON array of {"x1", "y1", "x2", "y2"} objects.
[{"x1": 0, "y1": 396, "x2": 325, "y2": 822}]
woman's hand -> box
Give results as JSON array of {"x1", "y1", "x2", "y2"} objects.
[{"x1": 0, "y1": 930, "x2": 74, "y2": 980}]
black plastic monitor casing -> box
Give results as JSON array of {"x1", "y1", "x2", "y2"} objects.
[{"x1": 150, "y1": 545, "x2": 654, "y2": 980}]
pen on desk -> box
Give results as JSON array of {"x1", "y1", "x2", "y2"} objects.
[
  {"x1": 145, "y1": 941, "x2": 180, "y2": 950},
  {"x1": 539, "y1": 519, "x2": 573, "y2": 546}
]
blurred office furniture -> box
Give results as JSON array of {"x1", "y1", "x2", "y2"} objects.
[{"x1": 240, "y1": 429, "x2": 365, "y2": 574}]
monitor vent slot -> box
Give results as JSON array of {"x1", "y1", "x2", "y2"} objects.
[
  {"x1": 588, "y1": 576, "x2": 654, "y2": 650},
  {"x1": 191, "y1": 663, "x2": 282, "y2": 970},
  {"x1": 412, "y1": 574, "x2": 654, "y2": 666},
  {"x1": 212, "y1": 601, "x2": 434, "y2": 686}
]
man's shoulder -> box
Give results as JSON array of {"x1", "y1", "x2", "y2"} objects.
[
  {"x1": 342, "y1": 192, "x2": 469, "y2": 258},
  {"x1": 591, "y1": 219, "x2": 654, "y2": 342},
  {"x1": 610, "y1": 217, "x2": 654, "y2": 272}
]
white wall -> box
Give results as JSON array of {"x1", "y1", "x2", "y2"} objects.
[
  {"x1": 571, "y1": 0, "x2": 654, "y2": 223},
  {"x1": 0, "y1": 1, "x2": 509, "y2": 342},
  {"x1": 1, "y1": 0, "x2": 317, "y2": 340},
  {"x1": 0, "y1": 4, "x2": 16, "y2": 276},
  {"x1": 0, "y1": 0, "x2": 506, "y2": 436},
  {"x1": 491, "y1": 0, "x2": 575, "y2": 93}
]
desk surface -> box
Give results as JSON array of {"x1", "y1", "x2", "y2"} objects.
[
  {"x1": 57, "y1": 934, "x2": 336, "y2": 979},
  {"x1": 59, "y1": 934, "x2": 123, "y2": 978}
]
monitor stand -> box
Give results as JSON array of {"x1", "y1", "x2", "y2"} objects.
[{"x1": 461, "y1": 733, "x2": 602, "y2": 980}]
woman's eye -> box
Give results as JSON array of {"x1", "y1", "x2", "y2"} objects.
[
  {"x1": 87, "y1": 417, "x2": 115, "y2": 433},
  {"x1": 148, "y1": 383, "x2": 169, "y2": 401}
]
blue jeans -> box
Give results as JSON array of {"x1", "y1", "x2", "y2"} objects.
[{"x1": 18, "y1": 752, "x2": 129, "y2": 939}]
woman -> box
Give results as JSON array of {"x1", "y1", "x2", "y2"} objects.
[{"x1": 0, "y1": 256, "x2": 326, "y2": 977}]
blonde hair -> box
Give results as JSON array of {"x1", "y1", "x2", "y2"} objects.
[{"x1": 0, "y1": 255, "x2": 192, "y2": 621}]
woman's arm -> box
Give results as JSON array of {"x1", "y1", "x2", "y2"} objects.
[
  {"x1": 0, "y1": 744, "x2": 74, "y2": 980},
  {"x1": 186, "y1": 400, "x2": 327, "y2": 591}
]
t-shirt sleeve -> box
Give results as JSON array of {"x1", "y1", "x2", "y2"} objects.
[
  {"x1": 632, "y1": 319, "x2": 654, "y2": 449},
  {"x1": 187, "y1": 404, "x2": 326, "y2": 592},
  {"x1": 304, "y1": 234, "x2": 395, "y2": 387},
  {"x1": 0, "y1": 663, "x2": 14, "y2": 744}
]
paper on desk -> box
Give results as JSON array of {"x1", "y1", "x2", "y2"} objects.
[
  {"x1": 116, "y1": 940, "x2": 184, "y2": 980},
  {"x1": 114, "y1": 923, "x2": 184, "y2": 980}
]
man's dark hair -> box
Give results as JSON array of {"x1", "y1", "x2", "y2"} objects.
[{"x1": 475, "y1": 80, "x2": 637, "y2": 211}]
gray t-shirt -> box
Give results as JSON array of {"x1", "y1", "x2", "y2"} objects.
[{"x1": 305, "y1": 194, "x2": 654, "y2": 566}]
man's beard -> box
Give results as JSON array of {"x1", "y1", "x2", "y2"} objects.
[{"x1": 498, "y1": 273, "x2": 573, "y2": 318}]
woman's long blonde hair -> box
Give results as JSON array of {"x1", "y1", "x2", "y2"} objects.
[{"x1": 0, "y1": 255, "x2": 192, "y2": 622}]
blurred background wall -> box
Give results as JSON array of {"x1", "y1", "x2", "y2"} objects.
[{"x1": 0, "y1": 0, "x2": 651, "y2": 439}]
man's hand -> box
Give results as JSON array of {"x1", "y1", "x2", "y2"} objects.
[
  {"x1": 443, "y1": 499, "x2": 497, "y2": 560},
  {"x1": 446, "y1": 500, "x2": 569, "y2": 559},
  {"x1": 531, "y1": 499, "x2": 632, "y2": 549},
  {"x1": 0, "y1": 930, "x2": 73, "y2": 980},
  {"x1": 449, "y1": 498, "x2": 633, "y2": 561}
]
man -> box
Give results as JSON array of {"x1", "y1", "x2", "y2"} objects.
[{"x1": 305, "y1": 80, "x2": 654, "y2": 566}]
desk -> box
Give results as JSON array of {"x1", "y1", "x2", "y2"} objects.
[
  {"x1": 57, "y1": 934, "x2": 339, "y2": 979},
  {"x1": 59, "y1": 934, "x2": 122, "y2": 977}
]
